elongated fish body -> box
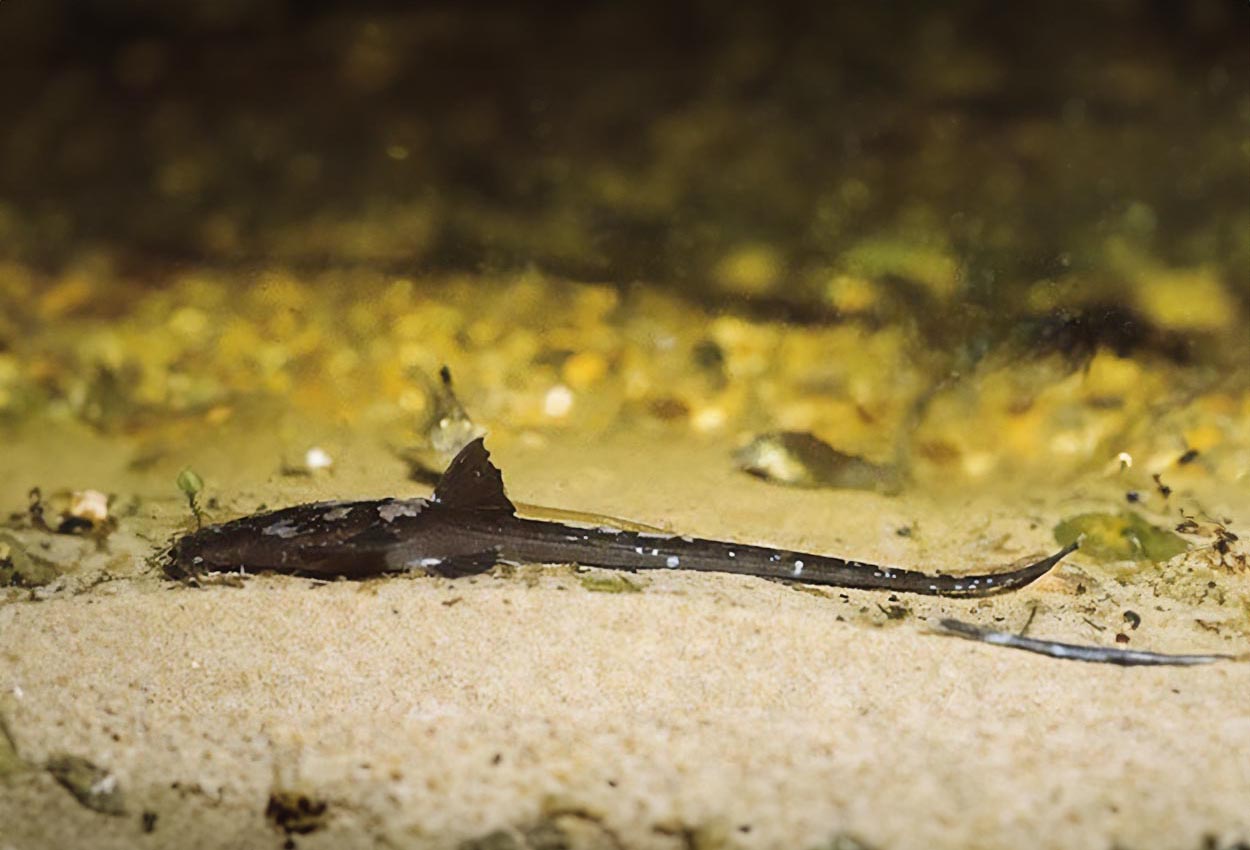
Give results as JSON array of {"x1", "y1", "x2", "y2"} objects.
[{"x1": 170, "y1": 439, "x2": 1076, "y2": 598}]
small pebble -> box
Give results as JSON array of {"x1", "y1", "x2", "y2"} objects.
[
  {"x1": 69, "y1": 490, "x2": 109, "y2": 525},
  {"x1": 543, "y1": 385, "x2": 574, "y2": 418},
  {"x1": 561, "y1": 351, "x2": 607, "y2": 389},
  {"x1": 304, "y1": 447, "x2": 334, "y2": 472}
]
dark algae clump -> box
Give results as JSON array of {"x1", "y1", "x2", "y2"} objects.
[{"x1": 266, "y1": 790, "x2": 330, "y2": 838}]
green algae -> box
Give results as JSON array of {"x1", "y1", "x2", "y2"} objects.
[
  {"x1": 1053, "y1": 511, "x2": 1189, "y2": 563},
  {"x1": 577, "y1": 573, "x2": 642, "y2": 594},
  {"x1": 0, "y1": 533, "x2": 59, "y2": 588},
  {"x1": 0, "y1": 715, "x2": 27, "y2": 779}
]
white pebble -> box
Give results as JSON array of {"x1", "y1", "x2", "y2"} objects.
[
  {"x1": 543, "y1": 384, "x2": 575, "y2": 418},
  {"x1": 305, "y1": 446, "x2": 334, "y2": 471},
  {"x1": 69, "y1": 490, "x2": 109, "y2": 524}
]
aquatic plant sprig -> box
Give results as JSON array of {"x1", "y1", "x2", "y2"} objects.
[{"x1": 176, "y1": 467, "x2": 205, "y2": 530}]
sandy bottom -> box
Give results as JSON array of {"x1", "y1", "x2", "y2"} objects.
[{"x1": 2, "y1": 425, "x2": 1249, "y2": 850}]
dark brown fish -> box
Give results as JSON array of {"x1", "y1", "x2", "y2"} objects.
[{"x1": 169, "y1": 438, "x2": 1075, "y2": 598}]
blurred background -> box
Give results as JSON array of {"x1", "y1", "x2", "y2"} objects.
[{"x1": 2, "y1": 0, "x2": 1249, "y2": 493}]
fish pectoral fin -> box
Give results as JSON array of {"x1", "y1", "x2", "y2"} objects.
[
  {"x1": 432, "y1": 437, "x2": 517, "y2": 514},
  {"x1": 420, "y1": 548, "x2": 501, "y2": 578}
]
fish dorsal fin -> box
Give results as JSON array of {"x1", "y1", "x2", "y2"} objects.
[{"x1": 433, "y1": 437, "x2": 516, "y2": 513}]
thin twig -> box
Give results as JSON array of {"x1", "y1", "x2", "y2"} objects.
[{"x1": 935, "y1": 618, "x2": 1241, "y2": 667}]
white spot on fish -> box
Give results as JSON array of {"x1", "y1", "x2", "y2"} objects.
[
  {"x1": 793, "y1": 563, "x2": 804, "y2": 577},
  {"x1": 728, "y1": 551, "x2": 736, "y2": 558},
  {"x1": 263, "y1": 519, "x2": 302, "y2": 538},
  {"x1": 323, "y1": 506, "x2": 353, "y2": 521},
  {"x1": 666, "y1": 555, "x2": 680, "y2": 568},
  {"x1": 378, "y1": 501, "x2": 423, "y2": 522},
  {"x1": 418, "y1": 557, "x2": 443, "y2": 567}
]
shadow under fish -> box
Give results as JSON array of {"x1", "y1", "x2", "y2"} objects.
[{"x1": 169, "y1": 438, "x2": 1075, "y2": 598}]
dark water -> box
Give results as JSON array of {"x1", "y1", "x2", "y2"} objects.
[{"x1": 3, "y1": 2, "x2": 1248, "y2": 344}]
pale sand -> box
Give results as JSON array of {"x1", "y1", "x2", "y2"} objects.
[{"x1": 2, "y1": 427, "x2": 1249, "y2": 849}]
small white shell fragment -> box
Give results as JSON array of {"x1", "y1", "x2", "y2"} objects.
[
  {"x1": 543, "y1": 384, "x2": 574, "y2": 418},
  {"x1": 304, "y1": 446, "x2": 334, "y2": 471},
  {"x1": 69, "y1": 490, "x2": 109, "y2": 524}
]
